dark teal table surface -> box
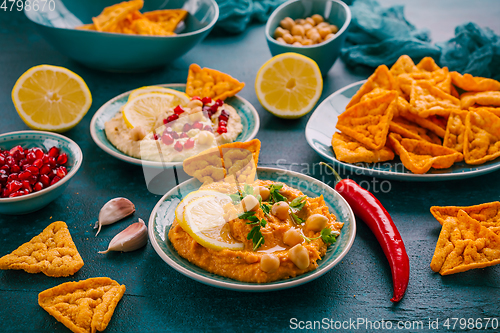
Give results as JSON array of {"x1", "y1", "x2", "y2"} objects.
[{"x1": 1, "y1": 1, "x2": 500, "y2": 332}]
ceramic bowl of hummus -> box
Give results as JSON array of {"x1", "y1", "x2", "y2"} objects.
[
  {"x1": 90, "y1": 84, "x2": 260, "y2": 168},
  {"x1": 148, "y1": 167, "x2": 356, "y2": 291}
]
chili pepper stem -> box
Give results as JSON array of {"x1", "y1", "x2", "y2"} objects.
[{"x1": 320, "y1": 162, "x2": 343, "y2": 183}]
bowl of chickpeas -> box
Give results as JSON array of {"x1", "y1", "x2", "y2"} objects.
[{"x1": 265, "y1": 0, "x2": 351, "y2": 75}]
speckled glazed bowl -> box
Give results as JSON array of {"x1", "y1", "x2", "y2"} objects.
[
  {"x1": 0, "y1": 131, "x2": 82, "y2": 215},
  {"x1": 265, "y1": 0, "x2": 351, "y2": 75},
  {"x1": 24, "y1": 0, "x2": 219, "y2": 72}
]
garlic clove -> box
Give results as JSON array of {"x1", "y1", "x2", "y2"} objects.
[
  {"x1": 95, "y1": 198, "x2": 135, "y2": 236},
  {"x1": 99, "y1": 218, "x2": 148, "y2": 254}
]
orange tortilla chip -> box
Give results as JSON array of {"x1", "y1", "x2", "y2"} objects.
[
  {"x1": 221, "y1": 139, "x2": 261, "y2": 184},
  {"x1": 430, "y1": 210, "x2": 500, "y2": 275},
  {"x1": 0, "y1": 221, "x2": 84, "y2": 277},
  {"x1": 92, "y1": 0, "x2": 143, "y2": 32},
  {"x1": 39, "y1": 277, "x2": 126, "y2": 333},
  {"x1": 409, "y1": 81, "x2": 460, "y2": 118},
  {"x1": 399, "y1": 110, "x2": 447, "y2": 138},
  {"x1": 469, "y1": 106, "x2": 500, "y2": 117},
  {"x1": 183, "y1": 147, "x2": 225, "y2": 184},
  {"x1": 450, "y1": 72, "x2": 500, "y2": 92},
  {"x1": 143, "y1": 9, "x2": 187, "y2": 32},
  {"x1": 346, "y1": 65, "x2": 398, "y2": 108},
  {"x1": 390, "y1": 117, "x2": 442, "y2": 145},
  {"x1": 130, "y1": 18, "x2": 175, "y2": 36},
  {"x1": 463, "y1": 108, "x2": 500, "y2": 164},
  {"x1": 388, "y1": 133, "x2": 461, "y2": 174},
  {"x1": 461, "y1": 91, "x2": 500, "y2": 109},
  {"x1": 389, "y1": 55, "x2": 419, "y2": 77},
  {"x1": 76, "y1": 24, "x2": 96, "y2": 30},
  {"x1": 331, "y1": 132, "x2": 394, "y2": 163},
  {"x1": 443, "y1": 109, "x2": 468, "y2": 157},
  {"x1": 186, "y1": 64, "x2": 245, "y2": 101},
  {"x1": 416, "y1": 57, "x2": 441, "y2": 72},
  {"x1": 430, "y1": 202, "x2": 500, "y2": 227},
  {"x1": 337, "y1": 90, "x2": 397, "y2": 150}
]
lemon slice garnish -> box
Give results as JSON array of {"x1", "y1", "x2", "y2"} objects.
[
  {"x1": 122, "y1": 92, "x2": 178, "y2": 130},
  {"x1": 11, "y1": 65, "x2": 92, "y2": 132},
  {"x1": 178, "y1": 190, "x2": 245, "y2": 251},
  {"x1": 128, "y1": 86, "x2": 190, "y2": 106},
  {"x1": 255, "y1": 53, "x2": 323, "y2": 119}
]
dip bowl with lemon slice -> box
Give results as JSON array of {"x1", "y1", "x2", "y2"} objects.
[{"x1": 148, "y1": 167, "x2": 356, "y2": 291}]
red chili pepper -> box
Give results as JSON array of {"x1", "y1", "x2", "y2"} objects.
[{"x1": 321, "y1": 162, "x2": 409, "y2": 302}]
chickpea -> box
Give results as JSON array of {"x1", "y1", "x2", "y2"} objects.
[
  {"x1": 283, "y1": 33, "x2": 294, "y2": 44},
  {"x1": 311, "y1": 14, "x2": 324, "y2": 24},
  {"x1": 242, "y1": 195, "x2": 259, "y2": 212},
  {"x1": 272, "y1": 201, "x2": 289, "y2": 220},
  {"x1": 292, "y1": 42, "x2": 302, "y2": 47},
  {"x1": 305, "y1": 17, "x2": 316, "y2": 26},
  {"x1": 301, "y1": 39, "x2": 313, "y2": 46},
  {"x1": 172, "y1": 122, "x2": 184, "y2": 132},
  {"x1": 188, "y1": 109, "x2": 204, "y2": 122},
  {"x1": 254, "y1": 186, "x2": 270, "y2": 201},
  {"x1": 330, "y1": 24, "x2": 339, "y2": 34},
  {"x1": 283, "y1": 227, "x2": 303, "y2": 247},
  {"x1": 310, "y1": 33, "x2": 322, "y2": 44},
  {"x1": 305, "y1": 214, "x2": 328, "y2": 231},
  {"x1": 316, "y1": 22, "x2": 330, "y2": 29},
  {"x1": 302, "y1": 23, "x2": 313, "y2": 32},
  {"x1": 293, "y1": 35, "x2": 303, "y2": 43},
  {"x1": 187, "y1": 99, "x2": 203, "y2": 109},
  {"x1": 291, "y1": 24, "x2": 305, "y2": 37},
  {"x1": 197, "y1": 131, "x2": 215, "y2": 145},
  {"x1": 289, "y1": 244, "x2": 310, "y2": 270},
  {"x1": 295, "y1": 18, "x2": 306, "y2": 25},
  {"x1": 274, "y1": 26, "x2": 288, "y2": 39},
  {"x1": 276, "y1": 37, "x2": 286, "y2": 44},
  {"x1": 130, "y1": 126, "x2": 146, "y2": 141},
  {"x1": 245, "y1": 253, "x2": 259, "y2": 264},
  {"x1": 324, "y1": 33, "x2": 335, "y2": 41},
  {"x1": 260, "y1": 254, "x2": 280, "y2": 273},
  {"x1": 305, "y1": 28, "x2": 318, "y2": 39},
  {"x1": 317, "y1": 27, "x2": 331, "y2": 39},
  {"x1": 280, "y1": 17, "x2": 295, "y2": 31}
]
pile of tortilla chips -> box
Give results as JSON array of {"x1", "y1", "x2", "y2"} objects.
[
  {"x1": 332, "y1": 55, "x2": 500, "y2": 173},
  {"x1": 430, "y1": 202, "x2": 500, "y2": 275},
  {"x1": 76, "y1": 0, "x2": 187, "y2": 36}
]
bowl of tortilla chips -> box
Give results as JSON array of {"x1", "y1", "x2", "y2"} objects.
[{"x1": 24, "y1": 0, "x2": 219, "y2": 72}]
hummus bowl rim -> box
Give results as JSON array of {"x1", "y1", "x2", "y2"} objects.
[{"x1": 148, "y1": 167, "x2": 356, "y2": 291}]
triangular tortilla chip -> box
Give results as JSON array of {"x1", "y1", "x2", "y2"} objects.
[
  {"x1": 143, "y1": 9, "x2": 188, "y2": 32},
  {"x1": 430, "y1": 202, "x2": 500, "y2": 227},
  {"x1": 469, "y1": 106, "x2": 500, "y2": 117},
  {"x1": 461, "y1": 91, "x2": 500, "y2": 109},
  {"x1": 443, "y1": 109, "x2": 468, "y2": 157},
  {"x1": 183, "y1": 146, "x2": 225, "y2": 184},
  {"x1": 186, "y1": 64, "x2": 245, "y2": 101},
  {"x1": 389, "y1": 117, "x2": 442, "y2": 145},
  {"x1": 337, "y1": 90, "x2": 397, "y2": 150},
  {"x1": 130, "y1": 18, "x2": 175, "y2": 36},
  {"x1": 400, "y1": 109, "x2": 447, "y2": 138},
  {"x1": 76, "y1": 24, "x2": 96, "y2": 30},
  {"x1": 451, "y1": 72, "x2": 500, "y2": 92},
  {"x1": 331, "y1": 132, "x2": 394, "y2": 163},
  {"x1": 220, "y1": 139, "x2": 261, "y2": 184},
  {"x1": 409, "y1": 81, "x2": 460, "y2": 118},
  {"x1": 388, "y1": 133, "x2": 461, "y2": 174},
  {"x1": 389, "y1": 55, "x2": 419, "y2": 77},
  {"x1": 416, "y1": 57, "x2": 441, "y2": 72},
  {"x1": 430, "y1": 210, "x2": 500, "y2": 275},
  {"x1": 0, "y1": 221, "x2": 84, "y2": 277},
  {"x1": 39, "y1": 277, "x2": 126, "y2": 333},
  {"x1": 92, "y1": 0, "x2": 143, "y2": 32},
  {"x1": 463, "y1": 109, "x2": 500, "y2": 164},
  {"x1": 346, "y1": 65, "x2": 398, "y2": 108}
]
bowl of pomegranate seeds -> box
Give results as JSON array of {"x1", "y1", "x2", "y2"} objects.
[{"x1": 0, "y1": 130, "x2": 83, "y2": 215}]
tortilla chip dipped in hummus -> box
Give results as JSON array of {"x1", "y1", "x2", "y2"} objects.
[{"x1": 172, "y1": 139, "x2": 343, "y2": 283}]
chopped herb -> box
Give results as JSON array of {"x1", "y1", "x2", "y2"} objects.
[
  {"x1": 290, "y1": 212, "x2": 304, "y2": 224},
  {"x1": 289, "y1": 195, "x2": 307, "y2": 211},
  {"x1": 247, "y1": 218, "x2": 267, "y2": 251},
  {"x1": 238, "y1": 210, "x2": 259, "y2": 224},
  {"x1": 302, "y1": 227, "x2": 340, "y2": 245},
  {"x1": 261, "y1": 202, "x2": 271, "y2": 216},
  {"x1": 229, "y1": 193, "x2": 242, "y2": 205},
  {"x1": 243, "y1": 184, "x2": 254, "y2": 196},
  {"x1": 269, "y1": 183, "x2": 286, "y2": 204}
]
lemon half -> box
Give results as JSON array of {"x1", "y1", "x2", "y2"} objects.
[
  {"x1": 128, "y1": 86, "x2": 190, "y2": 106},
  {"x1": 255, "y1": 53, "x2": 323, "y2": 119},
  {"x1": 11, "y1": 65, "x2": 92, "y2": 132},
  {"x1": 122, "y1": 92, "x2": 178, "y2": 130}
]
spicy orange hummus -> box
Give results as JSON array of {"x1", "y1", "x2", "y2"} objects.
[{"x1": 168, "y1": 180, "x2": 343, "y2": 283}]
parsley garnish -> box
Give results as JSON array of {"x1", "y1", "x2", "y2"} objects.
[
  {"x1": 247, "y1": 218, "x2": 267, "y2": 250},
  {"x1": 229, "y1": 193, "x2": 242, "y2": 205},
  {"x1": 290, "y1": 212, "x2": 304, "y2": 224},
  {"x1": 302, "y1": 227, "x2": 340, "y2": 245},
  {"x1": 238, "y1": 211, "x2": 259, "y2": 223},
  {"x1": 261, "y1": 202, "x2": 271, "y2": 216},
  {"x1": 289, "y1": 196, "x2": 306, "y2": 210},
  {"x1": 269, "y1": 183, "x2": 286, "y2": 204}
]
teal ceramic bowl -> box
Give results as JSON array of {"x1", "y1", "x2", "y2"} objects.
[
  {"x1": 265, "y1": 0, "x2": 351, "y2": 76},
  {"x1": 0, "y1": 131, "x2": 83, "y2": 215},
  {"x1": 24, "y1": 0, "x2": 219, "y2": 72}
]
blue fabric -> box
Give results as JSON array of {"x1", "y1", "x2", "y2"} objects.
[
  {"x1": 215, "y1": 0, "x2": 287, "y2": 33},
  {"x1": 341, "y1": 0, "x2": 500, "y2": 80}
]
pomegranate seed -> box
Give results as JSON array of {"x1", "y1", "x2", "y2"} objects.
[
  {"x1": 7, "y1": 173, "x2": 18, "y2": 182},
  {"x1": 183, "y1": 123, "x2": 192, "y2": 132},
  {"x1": 153, "y1": 133, "x2": 159, "y2": 140},
  {"x1": 26, "y1": 152, "x2": 36, "y2": 163},
  {"x1": 42, "y1": 155, "x2": 49, "y2": 164},
  {"x1": 22, "y1": 164, "x2": 30, "y2": 171},
  {"x1": 191, "y1": 96, "x2": 201, "y2": 101},
  {"x1": 39, "y1": 165, "x2": 51, "y2": 175},
  {"x1": 0, "y1": 165, "x2": 9, "y2": 172},
  {"x1": 215, "y1": 99, "x2": 224, "y2": 107},
  {"x1": 9, "y1": 191, "x2": 23, "y2": 198},
  {"x1": 29, "y1": 175, "x2": 38, "y2": 185},
  {"x1": 220, "y1": 109, "x2": 230, "y2": 118},
  {"x1": 180, "y1": 133, "x2": 188, "y2": 139},
  {"x1": 184, "y1": 138, "x2": 195, "y2": 149},
  {"x1": 18, "y1": 171, "x2": 31, "y2": 181},
  {"x1": 219, "y1": 120, "x2": 227, "y2": 127},
  {"x1": 39, "y1": 174, "x2": 50, "y2": 187},
  {"x1": 201, "y1": 97, "x2": 212, "y2": 104},
  {"x1": 18, "y1": 158, "x2": 28, "y2": 168},
  {"x1": 161, "y1": 134, "x2": 174, "y2": 145},
  {"x1": 33, "y1": 159, "x2": 43, "y2": 168},
  {"x1": 2, "y1": 188, "x2": 9, "y2": 198},
  {"x1": 0, "y1": 155, "x2": 5, "y2": 165},
  {"x1": 0, "y1": 169, "x2": 5, "y2": 174},
  {"x1": 33, "y1": 148, "x2": 44, "y2": 159},
  {"x1": 174, "y1": 142, "x2": 183, "y2": 152},
  {"x1": 203, "y1": 125, "x2": 213, "y2": 132},
  {"x1": 174, "y1": 105, "x2": 185, "y2": 115},
  {"x1": 48, "y1": 157, "x2": 56, "y2": 167},
  {"x1": 48, "y1": 169, "x2": 57, "y2": 179},
  {"x1": 192, "y1": 122, "x2": 203, "y2": 130},
  {"x1": 57, "y1": 153, "x2": 68, "y2": 165},
  {"x1": 27, "y1": 166, "x2": 39, "y2": 175},
  {"x1": 56, "y1": 166, "x2": 67, "y2": 178},
  {"x1": 6, "y1": 156, "x2": 15, "y2": 167},
  {"x1": 9, "y1": 145, "x2": 23, "y2": 156},
  {"x1": 165, "y1": 114, "x2": 179, "y2": 123},
  {"x1": 10, "y1": 164, "x2": 20, "y2": 173},
  {"x1": 164, "y1": 127, "x2": 179, "y2": 139},
  {"x1": 34, "y1": 182, "x2": 44, "y2": 192},
  {"x1": 8, "y1": 180, "x2": 22, "y2": 193},
  {"x1": 210, "y1": 104, "x2": 219, "y2": 113},
  {"x1": 22, "y1": 180, "x2": 32, "y2": 193},
  {"x1": 48, "y1": 147, "x2": 60, "y2": 158},
  {"x1": 50, "y1": 176, "x2": 61, "y2": 185},
  {"x1": 0, "y1": 174, "x2": 7, "y2": 184},
  {"x1": 217, "y1": 126, "x2": 227, "y2": 134}
]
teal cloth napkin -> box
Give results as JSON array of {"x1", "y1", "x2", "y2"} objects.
[{"x1": 341, "y1": 0, "x2": 500, "y2": 79}]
